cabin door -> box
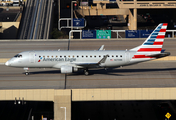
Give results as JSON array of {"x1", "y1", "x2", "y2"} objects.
[{"x1": 125, "y1": 50, "x2": 130, "y2": 63}]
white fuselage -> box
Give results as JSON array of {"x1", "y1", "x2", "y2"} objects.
[{"x1": 6, "y1": 50, "x2": 144, "y2": 69}]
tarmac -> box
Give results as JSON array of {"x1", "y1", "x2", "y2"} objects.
[{"x1": 0, "y1": 39, "x2": 175, "y2": 89}]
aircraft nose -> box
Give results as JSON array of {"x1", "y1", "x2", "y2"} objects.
[{"x1": 5, "y1": 61, "x2": 10, "y2": 66}]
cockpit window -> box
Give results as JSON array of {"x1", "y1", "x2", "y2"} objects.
[
  {"x1": 14, "y1": 54, "x2": 22, "y2": 58},
  {"x1": 14, "y1": 54, "x2": 18, "y2": 57}
]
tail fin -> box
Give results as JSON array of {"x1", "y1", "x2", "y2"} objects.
[{"x1": 130, "y1": 23, "x2": 168, "y2": 53}]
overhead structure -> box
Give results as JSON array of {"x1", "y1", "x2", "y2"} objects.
[
  {"x1": 1, "y1": 87, "x2": 176, "y2": 120},
  {"x1": 76, "y1": 0, "x2": 176, "y2": 30}
]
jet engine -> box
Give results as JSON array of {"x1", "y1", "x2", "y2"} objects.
[{"x1": 60, "y1": 65, "x2": 78, "y2": 73}]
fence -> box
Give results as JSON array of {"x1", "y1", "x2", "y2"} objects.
[{"x1": 69, "y1": 30, "x2": 176, "y2": 39}]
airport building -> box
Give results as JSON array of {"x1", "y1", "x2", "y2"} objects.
[{"x1": 72, "y1": 0, "x2": 176, "y2": 30}]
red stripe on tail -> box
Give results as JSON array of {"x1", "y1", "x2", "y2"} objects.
[
  {"x1": 138, "y1": 48, "x2": 162, "y2": 52},
  {"x1": 159, "y1": 29, "x2": 166, "y2": 32},
  {"x1": 156, "y1": 35, "x2": 165, "y2": 39},
  {"x1": 153, "y1": 42, "x2": 163, "y2": 45},
  {"x1": 163, "y1": 23, "x2": 168, "y2": 26},
  {"x1": 133, "y1": 55, "x2": 154, "y2": 59}
]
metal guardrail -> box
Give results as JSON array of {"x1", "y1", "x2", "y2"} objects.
[
  {"x1": 166, "y1": 30, "x2": 176, "y2": 38},
  {"x1": 58, "y1": 18, "x2": 86, "y2": 30},
  {"x1": 111, "y1": 30, "x2": 125, "y2": 38},
  {"x1": 69, "y1": 30, "x2": 82, "y2": 39},
  {"x1": 58, "y1": 18, "x2": 72, "y2": 30},
  {"x1": 69, "y1": 30, "x2": 176, "y2": 40}
]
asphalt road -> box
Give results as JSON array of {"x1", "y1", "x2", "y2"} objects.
[
  {"x1": 0, "y1": 39, "x2": 176, "y2": 89},
  {"x1": 0, "y1": 39, "x2": 175, "y2": 58},
  {"x1": 0, "y1": 61, "x2": 176, "y2": 89}
]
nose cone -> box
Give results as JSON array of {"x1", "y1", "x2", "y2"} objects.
[{"x1": 5, "y1": 61, "x2": 10, "y2": 66}]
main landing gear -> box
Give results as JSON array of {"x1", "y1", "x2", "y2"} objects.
[
  {"x1": 24, "y1": 67, "x2": 29, "y2": 76},
  {"x1": 84, "y1": 69, "x2": 89, "y2": 76}
]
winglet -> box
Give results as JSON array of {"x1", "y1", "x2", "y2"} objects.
[
  {"x1": 98, "y1": 45, "x2": 105, "y2": 51},
  {"x1": 98, "y1": 55, "x2": 108, "y2": 64}
]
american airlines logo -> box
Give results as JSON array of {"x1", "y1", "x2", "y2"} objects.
[{"x1": 38, "y1": 56, "x2": 43, "y2": 62}]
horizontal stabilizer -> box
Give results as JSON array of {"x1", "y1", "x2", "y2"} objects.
[{"x1": 146, "y1": 52, "x2": 170, "y2": 58}]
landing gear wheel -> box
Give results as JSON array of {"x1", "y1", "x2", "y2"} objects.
[
  {"x1": 84, "y1": 70, "x2": 89, "y2": 76},
  {"x1": 25, "y1": 72, "x2": 29, "y2": 76}
]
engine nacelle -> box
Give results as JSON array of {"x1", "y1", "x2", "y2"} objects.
[{"x1": 60, "y1": 65, "x2": 78, "y2": 73}]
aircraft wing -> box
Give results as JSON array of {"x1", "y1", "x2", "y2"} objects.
[
  {"x1": 75, "y1": 54, "x2": 108, "y2": 67},
  {"x1": 75, "y1": 62, "x2": 99, "y2": 67},
  {"x1": 53, "y1": 55, "x2": 109, "y2": 68}
]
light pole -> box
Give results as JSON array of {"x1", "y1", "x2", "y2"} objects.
[
  {"x1": 71, "y1": 1, "x2": 76, "y2": 38},
  {"x1": 60, "y1": 107, "x2": 66, "y2": 120}
]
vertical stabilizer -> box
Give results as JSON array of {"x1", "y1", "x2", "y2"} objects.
[{"x1": 130, "y1": 23, "x2": 168, "y2": 59}]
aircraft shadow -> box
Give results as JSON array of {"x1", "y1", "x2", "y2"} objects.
[
  {"x1": 26, "y1": 68, "x2": 176, "y2": 76},
  {"x1": 69, "y1": 68, "x2": 176, "y2": 76}
]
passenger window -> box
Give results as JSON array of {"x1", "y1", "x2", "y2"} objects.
[
  {"x1": 90, "y1": 56, "x2": 92, "y2": 57},
  {"x1": 82, "y1": 56, "x2": 84, "y2": 57},
  {"x1": 116, "y1": 55, "x2": 118, "y2": 57},
  {"x1": 120, "y1": 55, "x2": 122, "y2": 57},
  {"x1": 108, "y1": 55, "x2": 109, "y2": 57},
  {"x1": 47, "y1": 56, "x2": 49, "y2": 58},
  {"x1": 73, "y1": 56, "x2": 74, "y2": 58},
  {"x1": 64, "y1": 56, "x2": 66, "y2": 57},
  {"x1": 112, "y1": 55, "x2": 114, "y2": 57},
  {"x1": 94, "y1": 55, "x2": 96, "y2": 58},
  {"x1": 86, "y1": 56, "x2": 88, "y2": 57},
  {"x1": 68, "y1": 55, "x2": 70, "y2": 57},
  {"x1": 43, "y1": 56, "x2": 45, "y2": 58},
  {"x1": 77, "y1": 56, "x2": 79, "y2": 58},
  {"x1": 56, "y1": 56, "x2": 58, "y2": 58},
  {"x1": 52, "y1": 56, "x2": 53, "y2": 58},
  {"x1": 99, "y1": 55, "x2": 101, "y2": 57}
]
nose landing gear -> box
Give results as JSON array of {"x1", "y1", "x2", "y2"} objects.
[
  {"x1": 25, "y1": 72, "x2": 29, "y2": 75},
  {"x1": 23, "y1": 67, "x2": 29, "y2": 76}
]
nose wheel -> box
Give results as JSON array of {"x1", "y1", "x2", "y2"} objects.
[
  {"x1": 25, "y1": 72, "x2": 29, "y2": 76},
  {"x1": 24, "y1": 67, "x2": 29, "y2": 76}
]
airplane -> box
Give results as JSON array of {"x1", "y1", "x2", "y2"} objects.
[{"x1": 5, "y1": 23, "x2": 170, "y2": 75}]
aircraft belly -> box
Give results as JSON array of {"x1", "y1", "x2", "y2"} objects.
[{"x1": 104, "y1": 61, "x2": 126, "y2": 67}]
